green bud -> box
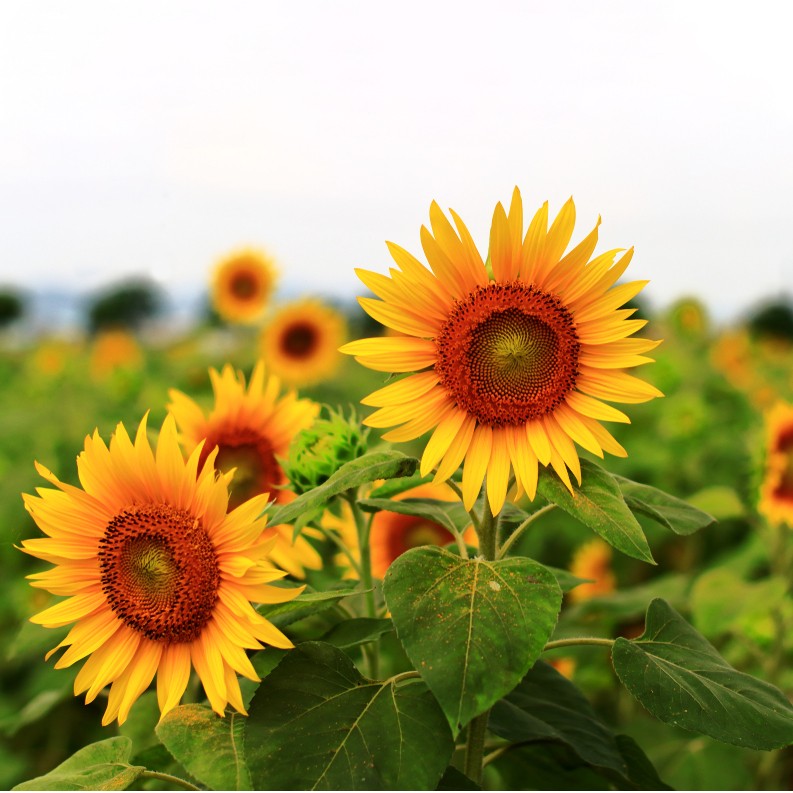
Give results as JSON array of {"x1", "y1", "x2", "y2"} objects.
[{"x1": 284, "y1": 406, "x2": 369, "y2": 494}]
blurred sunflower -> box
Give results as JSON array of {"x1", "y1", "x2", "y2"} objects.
[
  {"x1": 260, "y1": 298, "x2": 346, "y2": 386},
  {"x1": 168, "y1": 361, "x2": 322, "y2": 577},
  {"x1": 211, "y1": 248, "x2": 277, "y2": 324},
  {"x1": 759, "y1": 402, "x2": 793, "y2": 526},
  {"x1": 568, "y1": 538, "x2": 616, "y2": 603},
  {"x1": 21, "y1": 414, "x2": 299, "y2": 726},
  {"x1": 326, "y1": 482, "x2": 476, "y2": 579},
  {"x1": 90, "y1": 329, "x2": 143, "y2": 380},
  {"x1": 342, "y1": 188, "x2": 661, "y2": 513}
]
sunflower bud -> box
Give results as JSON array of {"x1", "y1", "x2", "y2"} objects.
[{"x1": 284, "y1": 407, "x2": 369, "y2": 494}]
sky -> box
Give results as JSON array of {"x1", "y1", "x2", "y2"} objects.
[{"x1": 1, "y1": 1, "x2": 792, "y2": 321}]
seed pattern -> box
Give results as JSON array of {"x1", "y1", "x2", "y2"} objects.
[
  {"x1": 280, "y1": 321, "x2": 319, "y2": 358},
  {"x1": 98, "y1": 504, "x2": 219, "y2": 643},
  {"x1": 435, "y1": 282, "x2": 580, "y2": 426}
]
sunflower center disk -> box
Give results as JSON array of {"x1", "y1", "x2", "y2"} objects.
[
  {"x1": 772, "y1": 428, "x2": 793, "y2": 503},
  {"x1": 281, "y1": 322, "x2": 318, "y2": 358},
  {"x1": 230, "y1": 272, "x2": 257, "y2": 299},
  {"x1": 436, "y1": 283, "x2": 580, "y2": 426},
  {"x1": 203, "y1": 429, "x2": 283, "y2": 510},
  {"x1": 98, "y1": 504, "x2": 220, "y2": 643}
]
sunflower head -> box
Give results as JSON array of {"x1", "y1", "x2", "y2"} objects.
[
  {"x1": 21, "y1": 413, "x2": 300, "y2": 726},
  {"x1": 260, "y1": 298, "x2": 346, "y2": 386},
  {"x1": 758, "y1": 402, "x2": 793, "y2": 527},
  {"x1": 342, "y1": 188, "x2": 662, "y2": 514},
  {"x1": 90, "y1": 329, "x2": 144, "y2": 380},
  {"x1": 284, "y1": 406, "x2": 369, "y2": 494},
  {"x1": 211, "y1": 248, "x2": 277, "y2": 324}
]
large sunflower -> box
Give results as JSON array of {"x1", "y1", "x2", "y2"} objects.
[
  {"x1": 168, "y1": 361, "x2": 322, "y2": 577},
  {"x1": 21, "y1": 414, "x2": 299, "y2": 726},
  {"x1": 759, "y1": 401, "x2": 793, "y2": 526},
  {"x1": 260, "y1": 298, "x2": 346, "y2": 387},
  {"x1": 341, "y1": 188, "x2": 662, "y2": 513},
  {"x1": 211, "y1": 248, "x2": 277, "y2": 324}
]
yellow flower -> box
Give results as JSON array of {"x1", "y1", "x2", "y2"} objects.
[
  {"x1": 211, "y1": 248, "x2": 277, "y2": 324},
  {"x1": 759, "y1": 402, "x2": 793, "y2": 526},
  {"x1": 90, "y1": 329, "x2": 143, "y2": 380},
  {"x1": 260, "y1": 298, "x2": 346, "y2": 386},
  {"x1": 342, "y1": 188, "x2": 661, "y2": 513},
  {"x1": 327, "y1": 482, "x2": 477, "y2": 579},
  {"x1": 568, "y1": 538, "x2": 616, "y2": 603},
  {"x1": 21, "y1": 414, "x2": 299, "y2": 726},
  {"x1": 168, "y1": 361, "x2": 321, "y2": 578}
]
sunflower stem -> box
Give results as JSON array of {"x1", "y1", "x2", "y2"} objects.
[
  {"x1": 464, "y1": 491, "x2": 499, "y2": 786},
  {"x1": 543, "y1": 636, "x2": 615, "y2": 651},
  {"x1": 138, "y1": 770, "x2": 200, "y2": 791},
  {"x1": 347, "y1": 491, "x2": 379, "y2": 679},
  {"x1": 496, "y1": 503, "x2": 557, "y2": 559}
]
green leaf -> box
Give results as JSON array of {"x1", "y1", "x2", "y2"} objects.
[
  {"x1": 358, "y1": 497, "x2": 468, "y2": 536},
  {"x1": 688, "y1": 485, "x2": 745, "y2": 520},
  {"x1": 320, "y1": 617, "x2": 393, "y2": 649},
  {"x1": 489, "y1": 661, "x2": 628, "y2": 781},
  {"x1": 612, "y1": 598, "x2": 793, "y2": 749},
  {"x1": 615, "y1": 475, "x2": 716, "y2": 535},
  {"x1": 269, "y1": 450, "x2": 419, "y2": 526},
  {"x1": 436, "y1": 766, "x2": 480, "y2": 790},
  {"x1": 245, "y1": 641, "x2": 453, "y2": 790},
  {"x1": 613, "y1": 735, "x2": 672, "y2": 791},
  {"x1": 12, "y1": 736, "x2": 145, "y2": 791},
  {"x1": 256, "y1": 586, "x2": 365, "y2": 628},
  {"x1": 545, "y1": 566, "x2": 594, "y2": 592},
  {"x1": 538, "y1": 459, "x2": 655, "y2": 564},
  {"x1": 384, "y1": 546, "x2": 562, "y2": 734},
  {"x1": 156, "y1": 704, "x2": 251, "y2": 791},
  {"x1": 368, "y1": 470, "x2": 434, "y2": 499}
]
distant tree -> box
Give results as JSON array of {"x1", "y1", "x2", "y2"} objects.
[
  {"x1": 85, "y1": 278, "x2": 164, "y2": 334},
  {"x1": 747, "y1": 298, "x2": 793, "y2": 342},
  {"x1": 0, "y1": 288, "x2": 25, "y2": 329}
]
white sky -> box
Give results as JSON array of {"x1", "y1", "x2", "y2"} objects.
[{"x1": 1, "y1": 1, "x2": 792, "y2": 319}]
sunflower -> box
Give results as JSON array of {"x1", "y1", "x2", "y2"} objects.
[
  {"x1": 21, "y1": 414, "x2": 299, "y2": 726},
  {"x1": 327, "y1": 482, "x2": 477, "y2": 579},
  {"x1": 211, "y1": 248, "x2": 277, "y2": 324},
  {"x1": 567, "y1": 538, "x2": 616, "y2": 603},
  {"x1": 90, "y1": 329, "x2": 143, "y2": 380},
  {"x1": 341, "y1": 188, "x2": 662, "y2": 513},
  {"x1": 260, "y1": 298, "x2": 346, "y2": 386},
  {"x1": 759, "y1": 402, "x2": 793, "y2": 526},
  {"x1": 168, "y1": 361, "x2": 321, "y2": 578}
]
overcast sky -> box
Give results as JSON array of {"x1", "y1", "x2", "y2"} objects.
[{"x1": 1, "y1": 1, "x2": 791, "y2": 320}]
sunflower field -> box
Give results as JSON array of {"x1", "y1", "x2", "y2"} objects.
[{"x1": 4, "y1": 190, "x2": 793, "y2": 792}]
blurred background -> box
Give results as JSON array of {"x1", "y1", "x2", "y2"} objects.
[{"x1": 3, "y1": 1, "x2": 793, "y2": 789}]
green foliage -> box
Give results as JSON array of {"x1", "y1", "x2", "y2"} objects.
[
  {"x1": 384, "y1": 546, "x2": 562, "y2": 734},
  {"x1": 156, "y1": 705, "x2": 251, "y2": 790},
  {"x1": 612, "y1": 599, "x2": 793, "y2": 749},
  {"x1": 245, "y1": 642, "x2": 453, "y2": 790},
  {"x1": 11, "y1": 737, "x2": 145, "y2": 791},
  {"x1": 0, "y1": 289, "x2": 25, "y2": 328},
  {"x1": 84, "y1": 278, "x2": 164, "y2": 334}
]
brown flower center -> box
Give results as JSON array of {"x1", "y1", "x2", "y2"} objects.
[
  {"x1": 98, "y1": 504, "x2": 219, "y2": 643},
  {"x1": 772, "y1": 426, "x2": 793, "y2": 503},
  {"x1": 281, "y1": 322, "x2": 319, "y2": 359},
  {"x1": 384, "y1": 514, "x2": 455, "y2": 563},
  {"x1": 230, "y1": 271, "x2": 258, "y2": 300},
  {"x1": 201, "y1": 429, "x2": 284, "y2": 510},
  {"x1": 435, "y1": 282, "x2": 580, "y2": 426}
]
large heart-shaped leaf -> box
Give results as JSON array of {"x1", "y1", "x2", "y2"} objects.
[
  {"x1": 489, "y1": 660, "x2": 628, "y2": 780},
  {"x1": 269, "y1": 450, "x2": 418, "y2": 527},
  {"x1": 12, "y1": 737, "x2": 145, "y2": 791},
  {"x1": 384, "y1": 546, "x2": 562, "y2": 734},
  {"x1": 156, "y1": 705, "x2": 250, "y2": 791},
  {"x1": 614, "y1": 476, "x2": 716, "y2": 535},
  {"x1": 612, "y1": 598, "x2": 793, "y2": 749},
  {"x1": 245, "y1": 642, "x2": 453, "y2": 790},
  {"x1": 538, "y1": 459, "x2": 655, "y2": 564}
]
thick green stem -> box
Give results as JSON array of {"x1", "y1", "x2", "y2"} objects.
[
  {"x1": 463, "y1": 490, "x2": 499, "y2": 785},
  {"x1": 347, "y1": 491, "x2": 379, "y2": 679},
  {"x1": 139, "y1": 771, "x2": 200, "y2": 791}
]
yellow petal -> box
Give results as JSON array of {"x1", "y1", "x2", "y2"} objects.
[{"x1": 462, "y1": 425, "x2": 492, "y2": 511}]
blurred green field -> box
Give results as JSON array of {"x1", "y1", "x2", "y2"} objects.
[{"x1": 2, "y1": 294, "x2": 793, "y2": 790}]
